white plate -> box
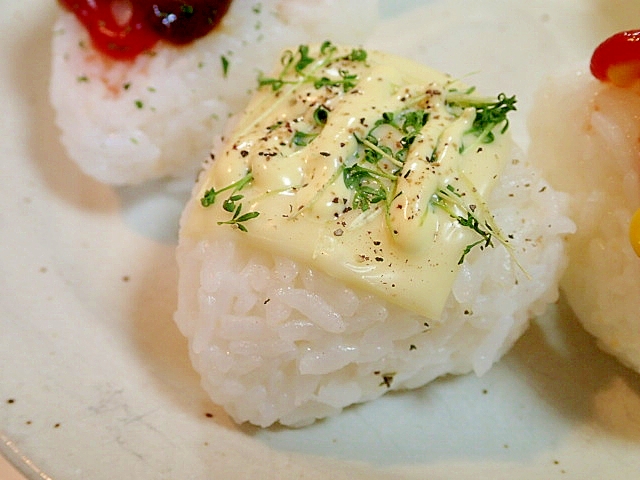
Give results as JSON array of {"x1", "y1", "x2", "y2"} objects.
[{"x1": 2, "y1": 0, "x2": 640, "y2": 478}]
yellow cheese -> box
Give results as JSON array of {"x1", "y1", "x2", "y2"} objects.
[{"x1": 183, "y1": 44, "x2": 513, "y2": 320}]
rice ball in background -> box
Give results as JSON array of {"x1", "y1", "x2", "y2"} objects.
[
  {"x1": 528, "y1": 37, "x2": 640, "y2": 373},
  {"x1": 49, "y1": 0, "x2": 379, "y2": 185}
]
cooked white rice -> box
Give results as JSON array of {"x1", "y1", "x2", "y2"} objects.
[
  {"x1": 49, "y1": 0, "x2": 379, "y2": 185},
  {"x1": 529, "y1": 71, "x2": 640, "y2": 373},
  {"x1": 174, "y1": 150, "x2": 574, "y2": 427}
]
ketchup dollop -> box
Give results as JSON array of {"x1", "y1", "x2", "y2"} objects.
[
  {"x1": 590, "y1": 29, "x2": 640, "y2": 87},
  {"x1": 59, "y1": 0, "x2": 233, "y2": 60}
]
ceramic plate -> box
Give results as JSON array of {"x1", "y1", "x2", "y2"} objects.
[{"x1": 2, "y1": 0, "x2": 640, "y2": 478}]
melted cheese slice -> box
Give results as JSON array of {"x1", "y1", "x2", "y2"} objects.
[{"x1": 182, "y1": 45, "x2": 512, "y2": 320}]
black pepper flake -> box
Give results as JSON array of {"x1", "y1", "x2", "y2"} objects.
[
  {"x1": 375, "y1": 257, "x2": 383, "y2": 262},
  {"x1": 409, "y1": 344, "x2": 417, "y2": 351},
  {"x1": 6, "y1": 398, "x2": 15, "y2": 404},
  {"x1": 380, "y1": 374, "x2": 395, "y2": 388},
  {"x1": 264, "y1": 298, "x2": 271, "y2": 304},
  {"x1": 320, "y1": 151, "x2": 331, "y2": 157},
  {"x1": 205, "y1": 412, "x2": 214, "y2": 418},
  {"x1": 240, "y1": 150, "x2": 249, "y2": 157},
  {"x1": 54, "y1": 423, "x2": 61, "y2": 428}
]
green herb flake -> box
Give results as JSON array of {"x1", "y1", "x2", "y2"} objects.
[
  {"x1": 221, "y1": 55, "x2": 230, "y2": 77},
  {"x1": 345, "y1": 48, "x2": 367, "y2": 62},
  {"x1": 134, "y1": 100, "x2": 144, "y2": 109},
  {"x1": 76, "y1": 75, "x2": 89, "y2": 83},
  {"x1": 313, "y1": 105, "x2": 329, "y2": 126},
  {"x1": 291, "y1": 130, "x2": 318, "y2": 147},
  {"x1": 180, "y1": 4, "x2": 194, "y2": 15}
]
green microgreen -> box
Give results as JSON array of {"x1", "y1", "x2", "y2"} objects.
[
  {"x1": 217, "y1": 205, "x2": 260, "y2": 232},
  {"x1": 313, "y1": 69, "x2": 359, "y2": 92},
  {"x1": 343, "y1": 164, "x2": 390, "y2": 211},
  {"x1": 291, "y1": 130, "x2": 318, "y2": 147},
  {"x1": 313, "y1": 104, "x2": 329, "y2": 126},
  {"x1": 433, "y1": 186, "x2": 499, "y2": 264},
  {"x1": 289, "y1": 104, "x2": 331, "y2": 148},
  {"x1": 200, "y1": 171, "x2": 259, "y2": 232},
  {"x1": 257, "y1": 41, "x2": 366, "y2": 93},
  {"x1": 345, "y1": 48, "x2": 368, "y2": 62},
  {"x1": 446, "y1": 92, "x2": 517, "y2": 150},
  {"x1": 294, "y1": 45, "x2": 314, "y2": 73}
]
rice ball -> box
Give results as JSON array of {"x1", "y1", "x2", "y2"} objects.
[
  {"x1": 529, "y1": 70, "x2": 640, "y2": 373},
  {"x1": 49, "y1": 0, "x2": 379, "y2": 185}
]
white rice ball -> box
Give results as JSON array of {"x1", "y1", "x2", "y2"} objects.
[
  {"x1": 174, "y1": 151, "x2": 574, "y2": 427},
  {"x1": 529, "y1": 71, "x2": 640, "y2": 373},
  {"x1": 49, "y1": 0, "x2": 379, "y2": 185}
]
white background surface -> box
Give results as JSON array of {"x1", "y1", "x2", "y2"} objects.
[{"x1": 2, "y1": 0, "x2": 640, "y2": 479}]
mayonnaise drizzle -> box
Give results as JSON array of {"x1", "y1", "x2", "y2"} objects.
[{"x1": 183, "y1": 45, "x2": 514, "y2": 320}]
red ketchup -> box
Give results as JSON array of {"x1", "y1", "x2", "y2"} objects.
[
  {"x1": 59, "y1": 0, "x2": 232, "y2": 60},
  {"x1": 590, "y1": 29, "x2": 640, "y2": 87}
]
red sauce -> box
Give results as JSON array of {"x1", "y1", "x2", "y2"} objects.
[
  {"x1": 59, "y1": 0, "x2": 233, "y2": 60},
  {"x1": 590, "y1": 29, "x2": 640, "y2": 87}
]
